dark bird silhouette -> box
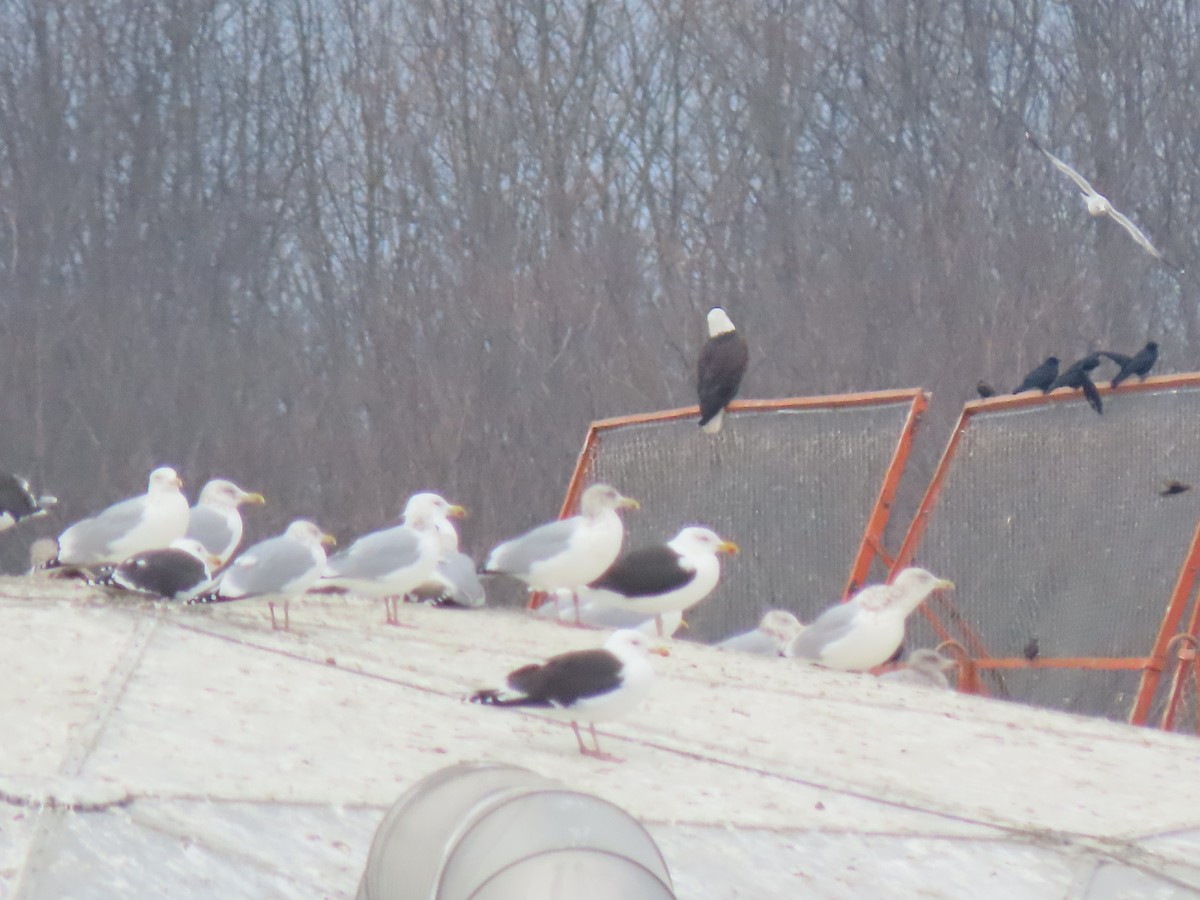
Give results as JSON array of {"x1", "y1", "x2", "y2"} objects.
[
  {"x1": 1013, "y1": 357, "x2": 1059, "y2": 394},
  {"x1": 1102, "y1": 342, "x2": 1158, "y2": 388},
  {"x1": 697, "y1": 307, "x2": 750, "y2": 434},
  {"x1": 1049, "y1": 354, "x2": 1103, "y2": 414},
  {"x1": 0, "y1": 474, "x2": 56, "y2": 533},
  {"x1": 1023, "y1": 637, "x2": 1039, "y2": 661},
  {"x1": 1160, "y1": 480, "x2": 1192, "y2": 497},
  {"x1": 976, "y1": 381, "x2": 997, "y2": 399}
]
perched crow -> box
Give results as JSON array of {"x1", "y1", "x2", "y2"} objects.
[
  {"x1": 1022, "y1": 637, "x2": 1039, "y2": 661},
  {"x1": 1103, "y1": 341, "x2": 1158, "y2": 388},
  {"x1": 1049, "y1": 353, "x2": 1102, "y2": 390},
  {"x1": 1013, "y1": 356, "x2": 1059, "y2": 394},
  {"x1": 1053, "y1": 366, "x2": 1103, "y2": 414},
  {"x1": 976, "y1": 381, "x2": 997, "y2": 399},
  {"x1": 1160, "y1": 480, "x2": 1192, "y2": 497}
]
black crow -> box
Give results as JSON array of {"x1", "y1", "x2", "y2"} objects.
[{"x1": 1013, "y1": 356, "x2": 1059, "y2": 394}]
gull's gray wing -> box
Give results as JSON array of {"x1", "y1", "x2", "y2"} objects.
[
  {"x1": 717, "y1": 629, "x2": 785, "y2": 656},
  {"x1": 1038, "y1": 145, "x2": 1100, "y2": 198},
  {"x1": 785, "y1": 600, "x2": 864, "y2": 660},
  {"x1": 221, "y1": 536, "x2": 317, "y2": 597},
  {"x1": 186, "y1": 506, "x2": 237, "y2": 558},
  {"x1": 325, "y1": 527, "x2": 421, "y2": 580},
  {"x1": 438, "y1": 551, "x2": 486, "y2": 607},
  {"x1": 486, "y1": 518, "x2": 578, "y2": 575},
  {"x1": 1105, "y1": 206, "x2": 1163, "y2": 258},
  {"x1": 60, "y1": 496, "x2": 151, "y2": 558}
]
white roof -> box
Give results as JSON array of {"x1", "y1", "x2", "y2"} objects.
[{"x1": 3, "y1": 576, "x2": 1200, "y2": 898}]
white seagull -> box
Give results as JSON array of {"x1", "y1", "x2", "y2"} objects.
[
  {"x1": 54, "y1": 466, "x2": 189, "y2": 567},
  {"x1": 1026, "y1": 132, "x2": 1163, "y2": 260},
  {"x1": 878, "y1": 648, "x2": 957, "y2": 690},
  {"x1": 483, "y1": 483, "x2": 639, "y2": 620},
  {"x1": 581, "y1": 526, "x2": 739, "y2": 637},
  {"x1": 185, "y1": 479, "x2": 266, "y2": 568},
  {"x1": 717, "y1": 609, "x2": 805, "y2": 656},
  {"x1": 207, "y1": 519, "x2": 336, "y2": 630},
  {"x1": 784, "y1": 567, "x2": 954, "y2": 671},
  {"x1": 468, "y1": 629, "x2": 668, "y2": 760},
  {"x1": 408, "y1": 515, "x2": 486, "y2": 609}
]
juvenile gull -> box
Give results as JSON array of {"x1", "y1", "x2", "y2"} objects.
[
  {"x1": 185, "y1": 479, "x2": 266, "y2": 567},
  {"x1": 320, "y1": 492, "x2": 465, "y2": 624},
  {"x1": 1026, "y1": 132, "x2": 1164, "y2": 260},
  {"x1": 484, "y1": 483, "x2": 638, "y2": 619},
  {"x1": 468, "y1": 629, "x2": 667, "y2": 760},
  {"x1": 102, "y1": 538, "x2": 222, "y2": 602},
  {"x1": 697, "y1": 307, "x2": 750, "y2": 434},
  {"x1": 878, "y1": 648, "x2": 956, "y2": 689},
  {"x1": 0, "y1": 473, "x2": 56, "y2": 533},
  {"x1": 206, "y1": 519, "x2": 336, "y2": 630},
  {"x1": 54, "y1": 466, "x2": 189, "y2": 567},
  {"x1": 583, "y1": 526, "x2": 739, "y2": 636},
  {"x1": 784, "y1": 567, "x2": 954, "y2": 671},
  {"x1": 717, "y1": 610, "x2": 804, "y2": 656}
]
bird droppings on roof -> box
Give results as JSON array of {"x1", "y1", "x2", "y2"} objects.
[{"x1": 3, "y1": 579, "x2": 1200, "y2": 898}]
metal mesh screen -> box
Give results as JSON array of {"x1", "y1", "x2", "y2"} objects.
[
  {"x1": 898, "y1": 378, "x2": 1200, "y2": 724},
  {"x1": 568, "y1": 395, "x2": 921, "y2": 643}
]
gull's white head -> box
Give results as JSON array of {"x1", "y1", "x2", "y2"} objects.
[
  {"x1": 579, "y1": 484, "x2": 639, "y2": 517},
  {"x1": 668, "y1": 526, "x2": 739, "y2": 557},
  {"x1": 403, "y1": 492, "x2": 467, "y2": 529},
  {"x1": 199, "y1": 479, "x2": 266, "y2": 509},
  {"x1": 604, "y1": 628, "x2": 670, "y2": 661},
  {"x1": 889, "y1": 567, "x2": 954, "y2": 614},
  {"x1": 285, "y1": 519, "x2": 337, "y2": 550},
  {"x1": 758, "y1": 609, "x2": 804, "y2": 642},
  {"x1": 707, "y1": 307, "x2": 737, "y2": 337},
  {"x1": 148, "y1": 466, "x2": 184, "y2": 493}
]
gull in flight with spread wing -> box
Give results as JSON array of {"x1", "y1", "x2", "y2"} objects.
[{"x1": 1026, "y1": 132, "x2": 1163, "y2": 261}]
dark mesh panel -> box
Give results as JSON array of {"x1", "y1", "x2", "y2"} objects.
[
  {"x1": 902, "y1": 384, "x2": 1200, "y2": 722},
  {"x1": 580, "y1": 399, "x2": 917, "y2": 642}
]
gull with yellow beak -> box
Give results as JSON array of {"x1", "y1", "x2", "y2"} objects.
[
  {"x1": 185, "y1": 479, "x2": 267, "y2": 568},
  {"x1": 319, "y1": 492, "x2": 467, "y2": 624},
  {"x1": 205, "y1": 519, "x2": 337, "y2": 630},
  {"x1": 581, "y1": 526, "x2": 739, "y2": 637}
]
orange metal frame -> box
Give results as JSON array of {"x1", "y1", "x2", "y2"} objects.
[
  {"x1": 891, "y1": 372, "x2": 1200, "y2": 728},
  {"x1": 550, "y1": 388, "x2": 928, "y2": 606}
]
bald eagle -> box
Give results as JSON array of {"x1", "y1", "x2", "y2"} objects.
[{"x1": 697, "y1": 307, "x2": 749, "y2": 434}]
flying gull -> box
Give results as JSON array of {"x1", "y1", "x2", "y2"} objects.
[
  {"x1": 1101, "y1": 341, "x2": 1158, "y2": 388},
  {"x1": 185, "y1": 479, "x2": 266, "y2": 568},
  {"x1": 320, "y1": 492, "x2": 465, "y2": 624},
  {"x1": 408, "y1": 515, "x2": 486, "y2": 609},
  {"x1": 878, "y1": 648, "x2": 956, "y2": 689},
  {"x1": 582, "y1": 526, "x2": 739, "y2": 636},
  {"x1": 53, "y1": 466, "x2": 189, "y2": 567},
  {"x1": 483, "y1": 483, "x2": 638, "y2": 621},
  {"x1": 1026, "y1": 132, "x2": 1163, "y2": 260},
  {"x1": 101, "y1": 538, "x2": 222, "y2": 602},
  {"x1": 717, "y1": 609, "x2": 805, "y2": 656},
  {"x1": 0, "y1": 473, "x2": 56, "y2": 533},
  {"x1": 468, "y1": 629, "x2": 668, "y2": 760},
  {"x1": 205, "y1": 519, "x2": 336, "y2": 630},
  {"x1": 697, "y1": 307, "x2": 750, "y2": 434},
  {"x1": 1013, "y1": 356, "x2": 1059, "y2": 394},
  {"x1": 784, "y1": 567, "x2": 954, "y2": 670}
]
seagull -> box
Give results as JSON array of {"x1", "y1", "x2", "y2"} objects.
[
  {"x1": 1026, "y1": 132, "x2": 1164, "y2": 260},
  {"x1": 1101, "y1": 341, "x2": 1158, "y2": 388},
  {"x1": 581, "y1": 526, "x2": 738, "y2": 637},
  {"x1": 483, "y1": 483, "x2": 639, "y2": 621},
  {"x1": 537, "y1": 592, "x2": 685, "y2": 637},
  {"x1": 783, "y1": 567, "x2": 954, "y2": 671},
  {"x1": 697, "y1": 307, "x2": 750, "y2": 434},
  {"x1": 407, "y1": 514, "x2": 486, "y2": 609},
  {"x1": 716, "y1": 610, "x2": 805, "y2": 656},
  {"x1": 101, "y1": 538, "x2": 223, "y2": 602},
  {"x1": 320, "y1": 493, "x2": 465, "y2": 624},
  {"x1": 878, "y1": 648, "x2": 956, "y2": 689},
  {"x1": 1013, "y1": 357, "x2": 1059, "y2": 394},
  {"x1": 53, "y1": 466, "x2": 189, "y2": 567},
  {"x1": 468, "y1": 629, "x2": 668, "y2": 760},
  {"x1": 185, "y1": 479, "x2": 266, "y2": 568},
  {"x1": 0, "y1": 473, "x2": 56, "y2": 533},
  {"x1": 204, "y1": 519, "x2": 336, "y2": 630}
]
